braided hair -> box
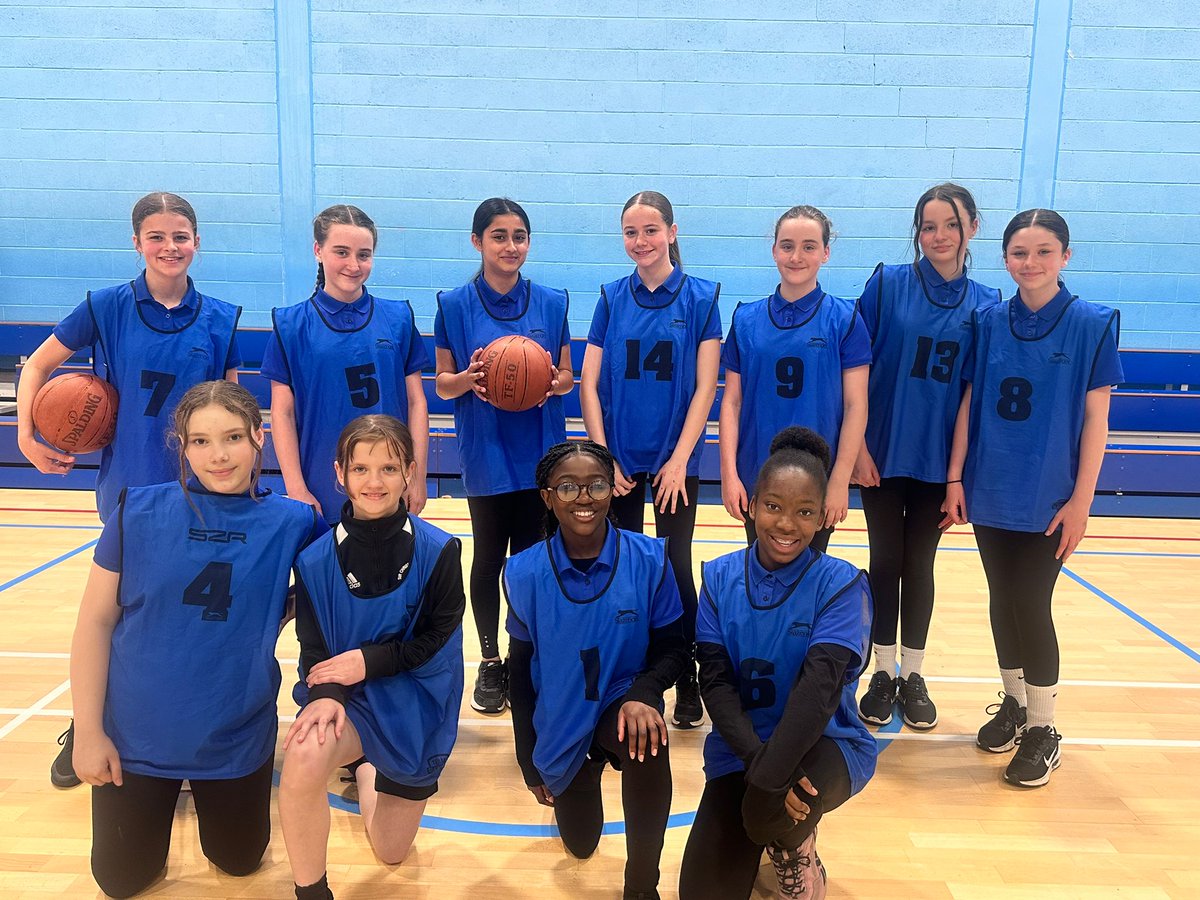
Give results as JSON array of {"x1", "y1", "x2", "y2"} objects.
[
  {"x1": 753, "y1": 426, "x2": 832, "y2": 500},
  {"x1": 534, "y1": 440, "x2": 617, "y2": 538}
]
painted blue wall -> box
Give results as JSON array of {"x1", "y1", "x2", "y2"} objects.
[{"x1": 0, "y1": 1, "x2": 1196, "y2": 347}]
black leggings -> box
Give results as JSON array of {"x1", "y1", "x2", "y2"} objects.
[
  {"x1": 678, "y1": 736, "x2": 851, "y2": 900},
  {"x1": 859, "y1": 477, "x2": 947, "y2": 649},
  {"x1": 743, "y1": 517, "x2": 833, "y2": 554},
  {"x1": 610, "y1": 472, "x2": 699, "y2": 647},
  {"x1": 467, "y1": 489, "x2": 546, "y2": 659},
  {"x1": 554, "y1": 699, "x2": 673, "y2": 895},
  {"x1": 90, "y1": 756, "x2": 273, "y2": 898},
  {"x1": 974, "y1": 524, "x2": 1065, "y2": 686}
]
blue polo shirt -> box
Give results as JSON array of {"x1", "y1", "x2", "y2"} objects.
[
  {"x1": 435, "y1": 275, "x2": 570, "y2": 352},
  {"x1": 54, "y1": 273, "x2": 241, "y2": 371},
  {"x1": 312, "y1": 286, "x2": 372, "y2": 328},
  {"x1": 746, "y1": 544, "x2": 815, "y2": 607},
  {"x1": 720, "y1": 285, "x2": 871, "y2": 373}
]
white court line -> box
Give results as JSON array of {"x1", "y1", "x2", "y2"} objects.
[
  {"x1": 0, "y1": 679, "x2": 70, "y2": 740},
  {"x1": 4, "y1": 651, "x2": 1199, "y2": 691},
  {"x1": 1, "y1": 704, "x2": 1196, "y2": 750}
]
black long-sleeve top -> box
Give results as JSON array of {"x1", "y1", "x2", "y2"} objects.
[{"x1": 295, "y1": 501, "x2": 466, "y2": 706}]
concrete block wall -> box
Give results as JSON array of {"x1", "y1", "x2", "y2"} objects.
[{"x1": 0, "y1": 1, "x2": 1196, "y2": 348}]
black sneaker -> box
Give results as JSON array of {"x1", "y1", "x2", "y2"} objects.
[
  {"x1": 857, "y1": 671, "x2": 898, "y2": 726},
  {"x1": 50, "y1": 720, "x2": 81, "y2": 788},
  {"x1": 976, "y1": 693, "x2": 1027, "y2": 752},
  {"x1": 1003, "y1": 725, "x2": 1062, "y2": 787},
  {"x1": 897, "y1": 673, "x2": 938, "y2": 730},
  {"x1": 471, "y1": 659, "x2": 507, "y2": 714},
  {"x1": 672, "y1": 671, "x2": 703, "y2": 729}
]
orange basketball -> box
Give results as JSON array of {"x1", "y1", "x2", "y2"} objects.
[
  {"x1": 479, "y1": 335, "x2": 554, "y2": 413},
  {"x1": 32, "y1": 373, "x2": 119, "y2": 455}
]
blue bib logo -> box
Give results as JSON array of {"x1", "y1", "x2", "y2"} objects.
[
  {"x1": 615, "y1": 609, "x2": 640, "y2": 625},
  {"x1": 788, "y1": 621, "x2": 811, "y2": 637}
]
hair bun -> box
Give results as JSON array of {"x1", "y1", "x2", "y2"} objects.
[{"x1": 768, "y1": 426, "x2": 831, "y2": 470}]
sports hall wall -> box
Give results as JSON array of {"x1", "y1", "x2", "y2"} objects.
[{"x1": 0, "y1": 0, "x2": 1197, "y2": 348}]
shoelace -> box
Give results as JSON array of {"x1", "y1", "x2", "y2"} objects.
[
  {"x1": 57, "y1": 727, "x2": 71, "y2": 747},
  {"x1": 903, "y1": 675, "x2": 930, "y2": 702},
  {"x1": 479, "y1": 663, "x2": 504, "y2": 692},
  {"x1": 866, "y1": 672, "x2": 895, "y2": 701},
  {"x1": 768, "y1": 845, "x2": 815, "y2": 895},
  {"x1": 1012, "y1": 727, "x2": 1060, "y2": 764}
]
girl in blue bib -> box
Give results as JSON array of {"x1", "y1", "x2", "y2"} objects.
[
  {"x1": 263, "y1": 205, "x2": 430, "y2": 524},
  {"x1": 581, "y1": 190, "x2": 722, "y2": 730},
  {"x1": 719, "y1": 206, "x2": 871, "y2": 552},
  {"x1": 16, "y1": 192, "x2": 242, "y2": 789},
  {"x1": 942, "y1": 209, "x2": 1123, "y2": 788},
  {"x1": 853, "y1": 184, "x2": 1001, "y2": 731},
  {"x1": 280, "y1": 415, "x2": 465, "y2": 900},
  {"x1": 69, "y1": 382, "x2": 324, "y2": 898},
  {"x1": 680, "y1": 427, "x2": 875, "y2": 900},
  {"x1": 435, "y1": 198, "x2": 574, "y2": 714},
  {"x1": 505, "y1": 440, "x2": 686, "y2": 900}
]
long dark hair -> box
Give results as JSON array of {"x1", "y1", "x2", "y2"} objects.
[
  {"x1": 1002, "y1": 208, "x2": 1069, "y2": 254},
  {"x1": 911, "y1": 183, "x2": 980, "y2": 270}
]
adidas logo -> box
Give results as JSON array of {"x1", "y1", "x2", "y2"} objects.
[
  {"x1": 345, "y1": 571, "x2": 361, "y2": 590},
  {"x1": 615, "y1": 609, "x2": 639, "y2": 624}
]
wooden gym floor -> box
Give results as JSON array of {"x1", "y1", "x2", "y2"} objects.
[{"x1": 0, "y1": 490, "x2": 1197, "y2": 899}]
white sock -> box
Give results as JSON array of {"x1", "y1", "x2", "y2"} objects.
[
  {"x1": 1000, "y1": 667, "x2": 1027, "y2": 707},
  {"x1": 1026, "y1": 684, "x2": 1058, "y2": 731},
  {"x1": 873, "y1": 643, "x2": 897, "y2": 677},
  {"x1": 900, "y1": 645, "x2": 925, "y2": 681}
]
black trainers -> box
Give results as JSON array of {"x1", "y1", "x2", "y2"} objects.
[
  {"x1": 672, "y1": 671, "x2": 703, "y2": 728},
  {"x1": 50, "y1": 720, "x2": 81, "y2": 788},
  {"x1": 897, "y1": 673, "x2": 938, "y2": 730},
  {"x1": 976, "y1": 693, "x2": 1027, "y2": 752},
  {"x1": 1004, "y1": 725, "x2": 1062, "y2": 787},
  {"x1": 857, "y1": 671, "x2": 898, "y2": 726},
  {"x1": 471, "y1": 659, "x2": 507, "y2": 714}
]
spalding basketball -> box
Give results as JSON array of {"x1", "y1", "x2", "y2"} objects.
[
  {"x1": 479, "y1": 335, "x2": 554, "y2": 413},
  {"x1": 32, "y1": 373, "x2": 119, "y2": 455}
]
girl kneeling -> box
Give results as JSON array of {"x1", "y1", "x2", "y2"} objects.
[
  {"x1": 505, "y1": 440, "x2": 687, "y2": 900},
  {"x1": 680, "y1": 428, "x2": 876, "y2": 900},
  {"x1": 280, "y1": 415, "x2": 465, "y2": 899}
]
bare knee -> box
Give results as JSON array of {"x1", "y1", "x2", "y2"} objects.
[{"x1": 280, "y1": 738, "x2": 339, "y2": 794}]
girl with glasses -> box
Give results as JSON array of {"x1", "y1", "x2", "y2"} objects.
[{"x1": 503, "y1": 440, "x2": 687, "y2": 900}]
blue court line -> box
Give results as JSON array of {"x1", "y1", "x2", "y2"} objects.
[
  {"x1": 1061, "y1": 566, "x2": 1200, "y2": 665},
  {"x1": 0, "y1": 539, "x2": 98, "y2": 594}
]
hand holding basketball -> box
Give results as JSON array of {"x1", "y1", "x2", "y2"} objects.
[
  {"x1": 31, "y1": 373, "x2": 119, "y2": 458},
  {"x1": 478, "y1": 335, "x2": 554, "y2": 413}
]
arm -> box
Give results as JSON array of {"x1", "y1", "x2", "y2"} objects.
[
  {"x1": 224, "y1": 366, "x2": 239, "y2": 384},
  {"x1": 696, "y1": 639, "x2": 764, "y2": 764},
  {"x1": 580, "y1": 343, "x2": 635, "y2": 496},
  {"x1": 434, "y1": 346, "x2": 486, "y2": 401},
  {"x1": 719, "y1": 371, "x2": 747, "y2": 522},
  {"x1": 1046, "y1": 386, "x2": 1112, "y2": 560},
  {"x1": 741, "y1": 643, "x2": 857, "y2": 845},
  {"x1": 69, "y1": 563, "x2": 124, "y2": 785},
  {"x1": 653, "y1": 337, "x2": 720, "y2": 514},
  {"x1": 354, "y1": 540, "x2": 466, "y2": 677},
  {"x1": 550, "y1": 344, "x2": 574, "y2": 397},
  {"x1": 824, "y1": 364, "x2": 868, "y2": 529},
  {"x1": 939, "y1": 385, "x2": 971, "y2": 529},
  {"x1": 404, "y1": 370, "x2": 429, "y2": 515},
  {"x1": 508, "y1": 636, "x2": 553, "y2": 804},
  {"x1": 16, "y1": 335, "x2": 78, "y2": 474},
  {"x1": 269, "y1": 381, "x2": 320, "y2": 514}
]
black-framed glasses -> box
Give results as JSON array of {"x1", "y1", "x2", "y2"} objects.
[{"x1": 548, "y1": 479, "x2": 613, "y2": 502}]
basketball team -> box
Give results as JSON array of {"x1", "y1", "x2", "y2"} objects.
[{"x1": 14, "y1": 186, "x2": 1122, "y2": 899}]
